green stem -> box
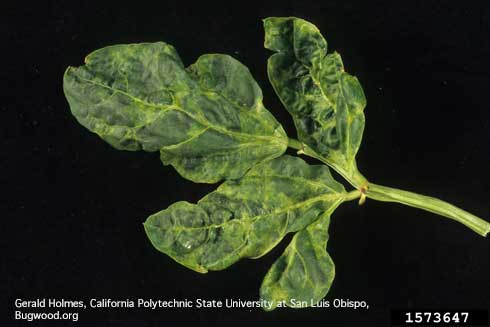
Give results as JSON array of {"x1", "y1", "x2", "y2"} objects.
[
  {"x1": 288, "y1": 138, "x2": 490, "y2": 237},
  {"x1": 366, "y1": 183, "x2": 490, "y2": 237}
]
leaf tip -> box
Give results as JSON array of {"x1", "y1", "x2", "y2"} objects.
[
  {"x1": 195, "y1": 266, "x2": 208, "y2": 274},
  {"x1": 63, "y1": 66, "x2": 73, "y2": 77}
]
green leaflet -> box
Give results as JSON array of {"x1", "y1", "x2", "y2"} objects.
[
  {"x1": 144, "y1": 155, "x2": 346, "y2": 273},
  {"x1": 263, "y1": 17, "x2": 490, "y2": 236},
  {"x1": 264, "y1": 17, "x2": 367, "y2": 188},
  {"x1": 260, "y1": 211, "x2": 335, "y2": 310},
  {"x1": 63, "y1": 42, "x2": 287, "y2": 183}
]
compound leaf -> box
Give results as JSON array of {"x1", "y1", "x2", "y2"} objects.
[
  {"x1": 260, "y1": 211, "x2": 335, "y2": 310},
  {"x1": 64, "y1": 42, "x2": 287, "y2": 183},
  {"x1": 264, "y1": 17, "x2": 367, "y2": 187},
  {"x1": 144, "y1": 155, "x2": 345, "y2": 273}
]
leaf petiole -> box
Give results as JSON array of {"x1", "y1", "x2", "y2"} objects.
[
  {"x1": 366, "y1": 183, "x2": 490, "y2": 237},
  {"x1": 288, "y1": 138, "x2": 490, "y2": 237},
  {"x1": 288, "y1": 138, "x2": 368, "y2": 189},
  {"x1": 343, "y1": 189, "x2": 362, "y2": 202}
]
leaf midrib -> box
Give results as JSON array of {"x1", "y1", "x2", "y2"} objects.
[
  {"x1": 72, "y1": 70, "x2": 287, "y2": 147},
  {"x1": 159, "y1": 193, "x2": 344, "y2": 232}
]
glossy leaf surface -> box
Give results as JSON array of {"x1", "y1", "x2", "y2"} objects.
[
  {"x1": 264, "y1": 17, "x2": 367, "y2": 187},
  {"x1": 260, "y1": 211, "x2": 335, "y2": 310},
  {"x1": 64, "y1": 42, "x2": 287, "y2": 183},
  {"x1": 62, "y1": 17, "x2": 490, "y2": 314},
  {"x1": 144, "y1": 155, "x2": 346, "y2": 273}
]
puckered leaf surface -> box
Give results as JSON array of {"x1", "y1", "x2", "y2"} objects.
[
  {"x1": 64, "y1": 42, "x2": 287, "y2": 183},
  {"x1": 260, "y1": 211, "x2": 335, "y2": 310},
  {"x1": 144, "y1": 155, "x2": 345, "y2": 273},
  {"x1": 264, "y1": 17, "x2": 367, "y2": 186}
]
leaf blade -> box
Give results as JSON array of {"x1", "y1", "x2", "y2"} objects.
[
  {"x1": 264, "y1": 17, "x2": 367, "y2": 187},
  {"x1": 260, "y1": 210, "x2": 336, "y2": 310},
  {"x1": 64, "y1": 43, "x2": 288, "y2": 183},
  {"x1": 143, "y1": 155, "x2": 345, "y2": 273}
]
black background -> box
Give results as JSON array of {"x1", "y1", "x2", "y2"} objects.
[{"x1": 3, "y1": 0, "x2": 490, "y2": 326}]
